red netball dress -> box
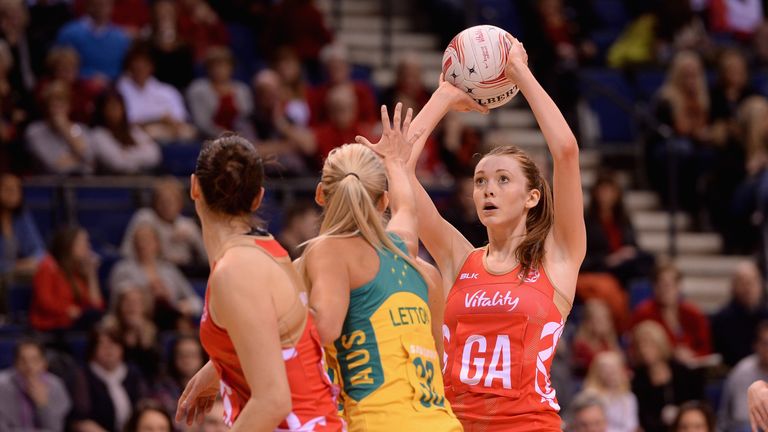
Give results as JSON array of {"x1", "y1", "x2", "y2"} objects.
[
  {"x1": 199, "y1": 234, "x2": 344, "y2": 431},
  {"x1": 442, "y1": 248, "x2": 569, "y2": 432}
]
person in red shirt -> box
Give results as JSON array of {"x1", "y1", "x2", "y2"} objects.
[
  {"x1": 308, "y1": 43, "x2": 377, "y2": 127},
  {"x1": 629, "y1": 262, "x2": 712, "y2": 363},
  {"x1": 175, "y1": 133, "x2": 342, "y2": 431},
  {"x1": 311, "y1": 84, "x2": 373, "y2": 166},
  {"x1": 30, "y1": 226, "x2": 104, "y2": 332},
  {"x1": 367, "y1": 35, "x2": 586, "y2": 431}
]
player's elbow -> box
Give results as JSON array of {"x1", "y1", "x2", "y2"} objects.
[
  {"x1": 316, "y1": 318, "x2": 343, "y2": 346},
  {"x1": 554, "y1": 135, "x2": 579, "y2": 160},
  {"x1": 258, "y1": 387, "x2": 293, "y2": 426}
]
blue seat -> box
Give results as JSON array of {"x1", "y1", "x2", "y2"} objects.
[
  {"x1": 580, "y1": 68, "x2": 635, "y2": 143},
  {"x1": 0, "y1": 339, "x2": 15, "y2": 369},
  {"x1": 592, "y1": 0, "x2": 629, "y2": 30},
  {"x1": 753, "y1": 71, "x2": 768, "y2": 97},
  {"x1": 23, "y1": 185, "x2": 59, "y2": 242},
  {"x1": 66, "y1": 332, "x2": 89, "y2": 364},
  {"x1": 628, "y1": 278, "x2": 653, "y2": 309},
  {"x1": 7, "y1": 284, "x2": 32, "y2": 324},
  {"x1": 590, "y1": 29, "x2": 621, "y2": 63},
  {"x1": 191, "y1": 279, "x2": 207, "y2": 298},
  {"x1": 77, "y1": 209, "x2": 134, "y2": 250},
  {"x1": 474, "y1": 0, "x2": 524, "y2": 38},
  {"x1": 634, "y1": 69, "x2": 665, "y2": 101},
  {"x1": 162, "y1": 144, "x2": 201, "y2": 177}
]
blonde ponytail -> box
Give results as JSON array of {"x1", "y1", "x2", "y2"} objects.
[{"x1": 303, "y1": 143, "x2": 420, "y2": 275}]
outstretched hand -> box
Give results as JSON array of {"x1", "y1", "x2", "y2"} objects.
[{"x1": 355, "y1": 103, "x2": 425, "y2": 163}]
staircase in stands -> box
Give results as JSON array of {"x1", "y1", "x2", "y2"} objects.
[{"x1": 315, "y1": 0, "x2": 740, "y2": 313}]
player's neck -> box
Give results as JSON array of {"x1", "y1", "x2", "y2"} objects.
[
  {"x1": 485, "y1": 221, "x2": 526, "y2": 262},
  {"x1": 201, "y1": 214, "x2": 252, "y2": 267}
]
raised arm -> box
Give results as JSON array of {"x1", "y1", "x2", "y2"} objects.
[
  {"x1": 391, "y1": 85, "x2": 487, "y2": 281},
  {"x1": 505, "y1": 36, "x2": 586, "y2": 268},
  {"x1": 356, "y1": 103, "x2": 424, "y2": 256}
]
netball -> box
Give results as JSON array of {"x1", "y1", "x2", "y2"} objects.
[{"x1": 441, "y1": 25, "x2": 519, "y2": 109}]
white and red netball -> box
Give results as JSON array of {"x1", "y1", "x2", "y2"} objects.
[{"x1": 442, "y1": 25, "x2": 519, "y2": 109}]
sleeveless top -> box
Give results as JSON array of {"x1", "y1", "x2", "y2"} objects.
[
  {"x1": 442, "y1": 248, "x2": 568, "y2": 432},
  {"x1": 199, "y1": 232, "x2": 345, "y2": 431},
  {"x1": 324, "y1": 233, "x2": 462, "y2": 432}
]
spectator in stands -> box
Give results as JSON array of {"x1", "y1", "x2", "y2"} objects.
[
  {"x1": 120, "y1": 177, "x2": 207, "y2": 275},
  {"x1": 30, "y1": 226, "x2": 104, "y2": 332},
  {"x1": 273, "y1": 46, "x2": 310, "y2": 127},
  {"x1": 566, "y1": 392, "x2": 608, "y2": 432},
  {"x1": 0, "y1": 39, "x2": 31, "y2": 172},
  {"x1": 709, "y1": 0, "x2": 763, "y2": 39},
  {"x1": 36, "y1": 46, "x2": 104, "y2": 125},
  {"x1": 145, "y1": 0, "x2": 195, "y2": 92},
  {"x1": 711, "y1": 261, "x2": 768, "y2": 367},
  {"x1": 711, "y1": 49, "x2": 754, "y2": 146},
  {"x1": 55, "y1": 0, "x2": 130, "y2": 81},
  {"x1": 176, "y1": 0, "x2": 230, "y2": 63},
  {"x1": 728, "y1": 97, "x2": 768, "y2": 254},
  {"x1": 71, "y1": 321, "x2": 145, "y2": 432},
  {"x1": 106, "y1": 0, "x2": 150, "y2": 37},
  {"x1": 187, "y1": 46, "x2": 254, "y2": 139},
  {"x1": 441, "y1": 175, "x2": 487, "y2": 248},
  {"x1": 26, "y1": 80, "x2": 95, "y2": 175},
  {"x1": 572, "y1": 299, "x2": 621, "y2": 377},
  {"x1": 0, "y1": 338, "x2": 71, "y2": 432},
  {"x1": 110, "y1": 222, "x2": 202, "y2": 331},
  {"x1": 122, "y1": 400, "x2": 172, "y2": 432},
  {"x1": 27, "y1": 1, "x2": 73, "y2": 72},
  {"x1": 0, "y1": 173, "x2": 45, "y2": 277},
  {"x1": 630, "y1": 262, "x2": 712, "y2": 363},
  {"x1": 102, "y1": 286, "x2": 160, "y2": 380},
  {"x1": 718, "y1": 321, "x2": 768, "y2": 432},
  {"x1": 276, "y1": 200, "x2": 319, "y2": 259},
  {"x1": 649, "y1": 50, "x2": 714, "y2": 218},
  {"x1": 706, "y1": 49, "x2": 756, "y2": 237},
  {"x1": 381, "y1": 54, "x2": 430, "y2": 113},
  {"x1": 311, "y1": 84, "x2": 373, "y2": 166},
  {"x1": 151, "y1": 335, "x2": 205, "y2": 424},
  {"x1": 631, "y1": 320, "x2": 705, "y2": 432},
  {"x1": 582, "y1": 170, "x2": 654, "y2": 287},
  {"x1": 117, "y1": 43, "x2": 196, "y2": 143},
  {"x1": 308, "y1": 43, "x2": 377, "y2": 126},
  {"x1": 263, "y1": 0, "x2": 332, "y2": 75},
  {"x1": 191, "y1": 398, "x2": 226, "y2": 432},
  {"x1": 753, "y1": 22, "x2": 768, "y2": 69},
  {"x1": 673, "y1": 402, "x2": 716, "y2": 432},
  {"x1": 91, "y1": 89, "x2": 161, "y2": 175},
  {"x1": 580, "y1": 351, "x2": 639, "y2": 432},
  {"x1": 0, "y1": 0, "x2": 38, "y2": 92},
  {"x1": 249, "y1": 69, "x2": 313, "y2": 175}
]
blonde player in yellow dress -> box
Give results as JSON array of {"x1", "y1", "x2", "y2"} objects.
[{"x1": 298, "y1": 103, "x2": 464, "y2": 431}]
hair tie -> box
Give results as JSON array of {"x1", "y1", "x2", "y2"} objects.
[{"x1": 344, "y1": 172, "x2": 360, "y2": 180}]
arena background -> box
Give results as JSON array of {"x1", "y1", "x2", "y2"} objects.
[{"x1": 2, "y1": 0, "x2": 768, "y2": 431}]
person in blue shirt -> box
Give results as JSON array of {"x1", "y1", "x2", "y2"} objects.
[
  {"x1": 0, "y1": 173, "x2": 45, "y2": 276},
  {"x1": 55, "y1": 0, "x2": 130, "y2": 81}
]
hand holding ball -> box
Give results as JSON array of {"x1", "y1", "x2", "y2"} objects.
[{"x1": 441, "y1": 25, "x2": 525, "y2": 109}]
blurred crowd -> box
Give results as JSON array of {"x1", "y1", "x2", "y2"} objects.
[{"x1": 5, "y1": 0, "x2": 768, "y2": 432}]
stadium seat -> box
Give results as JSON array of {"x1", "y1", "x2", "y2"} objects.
[
  {"x1": 580, "y1": 68, "x2": 636, "y2": 143},
  {"x1": 591, "y1": 0, "x2": 629, "y2": 30},
  {"x1": 0, "y1": 339, "x2": 15, "y2": 369},
  {"x1": 633, "y1": 69, "x2": 665, "y2": 101},
  {"x1": 628, "y1": 278, "x2": 653, "y2": 309},
  {"x1": 74, "y1": 187, "x2": 139, "y2": 249},
  {"x1": 191, "y1": 279, "x2": 208, "y2": 298},
  {"x1": 162, "y1": 144, "x2": 202, "y2": 177},
  {"x1": 22, "y1": 185, "x2": 60, "y2": 242},
  {"x1": 7, "y1": 283, "x2": 33, "y2": 324},
  {"x1": 66, "y1": 332, "x2": 89, "y2": 364}
]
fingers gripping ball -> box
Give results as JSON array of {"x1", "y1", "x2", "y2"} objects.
[{"x1": 442, "y1": 25, "x2": 520, "y2": 109}]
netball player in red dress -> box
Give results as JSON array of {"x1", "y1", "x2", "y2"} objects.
[
  {"x1": 361, "y1": 36, "x2": 586, "y2": 431},
  {"x1": 175, "y1": 133, "x2": 344, "y2": 431}
]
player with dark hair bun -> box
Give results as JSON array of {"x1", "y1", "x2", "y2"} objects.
[{"x1": 176, "y1": 133, "x2": 343, "y2": 431}]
